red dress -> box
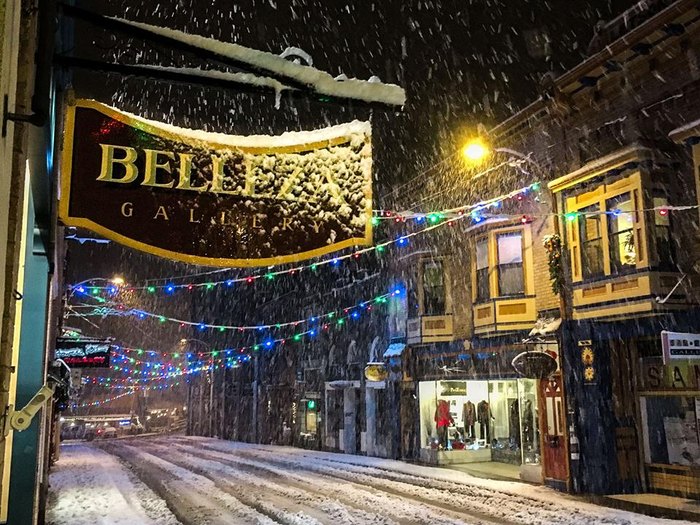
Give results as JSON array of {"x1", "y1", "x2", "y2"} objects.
[{"x1": 435, "y1": 400, "x2": 453, "y2": 428}]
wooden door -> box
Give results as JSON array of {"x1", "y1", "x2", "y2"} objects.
[{"x1": 541, "y1": 375, "x2": 568, "y2": 481}]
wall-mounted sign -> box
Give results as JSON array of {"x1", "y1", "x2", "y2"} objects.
[
  {"x1": 511, "y1": 351, "x2": 557, "y2": 379},
  {"x1": 59, "y1": 99, "x2": 373, "y2": 267},
  {"x1": 639, "y1": 361, "x2": 700, "y2": 391},
  {"x1": 55, "y1": 337, "x2": 112, "y2": 368},
  {"x1": 661, "y1": 330, "x2": 700, "y2": 364},
  {"x1": 577, "y1": 340, "x2": 596, "y2": 385}
]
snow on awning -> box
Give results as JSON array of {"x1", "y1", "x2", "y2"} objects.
[
  {"x1": 383, "y1": 343, "x2": 406, "y2": 359},
  {"x1": 528, "y1": 318, "x2": 562, "y2": 337},
  {"x1": 115, "y1": 17, "x2": 406, "y2": 107}
]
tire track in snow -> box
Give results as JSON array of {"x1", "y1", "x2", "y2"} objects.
[
  {"x1": 100, "y1": 441, "x2": 281, "y2": 525},
  {"x1": 178, "y1": 438, "x2": 624, "y2": 525},
  {"x1": 159, "y1": 437, "x2": 511, "y2": 525},
  {"x1": 152, "y1": 439, "x2": 466, "y2": 525},
  {"x1": 133, "y1": 440, "x2": 390, "y2": 525}
]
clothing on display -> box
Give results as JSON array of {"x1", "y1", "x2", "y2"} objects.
[
  {"x1": 435, "y1": 399, "x2": 453, "y2": 448},
  {"x1": 522, "y1": 399, "x2": 534, "y2": 448},
  {"x1": 477, "y1": 400, "x2": 493, "y2": 443},
  {"x1": 462, "y1": 400, "x2": 476, "y2": 439},
  {"x1": 509, "y1": 399, "x2": 521, "y2": 448}
]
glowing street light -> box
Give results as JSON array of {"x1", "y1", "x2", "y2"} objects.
[
  {"x1": 462, "y1": 139, "x2": 490, "y2": 163},
  {"x1": 111, "y1": 276, "x2": 125, "y2": 285}
]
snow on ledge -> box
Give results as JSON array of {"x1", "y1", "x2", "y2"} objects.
[
  {"x1": 91, "y1": 100, "x2": 371, "y2": 148},
  {"x1": 114, "y1": 17, "x2": 406, "y2": 107}
]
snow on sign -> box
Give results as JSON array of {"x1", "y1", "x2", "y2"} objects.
[
  {"x1": 59, "y1": 99, "x2": 373, "y2": 266},
  {"x1": 661, "y1": 330, "x2": 700, "y2": 364}
]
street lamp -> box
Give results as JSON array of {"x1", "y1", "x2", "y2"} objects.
[{"x1": 462, "y1": 138, "x2": 541, "y2": 169}]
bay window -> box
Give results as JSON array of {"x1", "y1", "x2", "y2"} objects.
[{"x1": 566, "y1": 173, "x2": 648, "y2": 282}]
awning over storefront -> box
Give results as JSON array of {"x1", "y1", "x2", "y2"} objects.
[
  {"x1": 383, "y1": 343, "x2": 406, "y2": 358},
  {"x1": 528, "y1": 317, "x2": 561, "y2": 337}
]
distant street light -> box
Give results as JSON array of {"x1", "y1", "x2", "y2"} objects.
[{"x1": 111, "y1": 276, "x2": 125, "y2": 285}]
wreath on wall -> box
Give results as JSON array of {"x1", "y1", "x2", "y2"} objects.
[{"x1": 543, "y1": 234, "x2": 564, "y2": 296}]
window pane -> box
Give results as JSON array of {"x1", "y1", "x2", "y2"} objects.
[
  {"x1": 497, "y1": 233, "x2": 523, "y2": 264},
  {"x1": 499, "y1": 264, "x2": 524, "y2": 295},
  {"x1": 607, "y1": 193, "x2": 636, "y2": 272},
  {"x1": 423, "y1": 261, "x2": 446, "y2": 315},
  {"x1": 497, "y1": 233, "x2": 524, "y2": 296},
  {"x1": 579, "y1": 204, "x2": 604, "y2": 278},
  {"x1": 476, "y1": 268, "x2": 490, "y2": 302},
  {"x1": 654, "y1": 196, "x2": 674, "y2": 269},
  {"x1": 476, "y1": 239, "x2": 488, "y2": 269}
]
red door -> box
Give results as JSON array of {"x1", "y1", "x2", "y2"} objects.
[{"x1": 540, "y1": 375, "x2": 568, "y2": 482}]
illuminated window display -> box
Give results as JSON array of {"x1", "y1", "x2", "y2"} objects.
[{"x1": 419, "y1": 379, "x2": 540, "y2": 466}]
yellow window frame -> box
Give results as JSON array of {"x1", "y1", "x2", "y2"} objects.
[
  {"x1": 566, "y1": 172, "x2": 647, "y2": 283},
  {"x1": 471, "y1": 225, "x2": 534, "y2": 302}
]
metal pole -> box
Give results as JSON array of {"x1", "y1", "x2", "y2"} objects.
[
  {"x1": 209, "y1": 366, "x2": 214, "y2": 437},
  {"x1": 253, "y1": 354, "x2": 259, "y2": 443}
]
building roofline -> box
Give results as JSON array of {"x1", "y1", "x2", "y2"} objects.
[{"x1": 490, "y1": 0, "x2": 696, "y2": 139}]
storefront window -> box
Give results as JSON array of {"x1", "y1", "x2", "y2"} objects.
[
  {"x1": 496, "y1": 232, "x2": 524, "y2": 296},
  {"x1": 476, "y1": 238, "x2": 490, "y2": 302},
  {"x1": 418, "y1": 379, "x2": 540, "y2": 466},
  {"x1": 642, "y1": 396, "x2": 699, "y2": 466},
  {"x1": 579, "y1": 204, "x2": 604, "y2": 278},
  {"x1": 607, "y1": 192, "x2": 636, "y2": 273},
  {"x1": 518, "y1": 379, "x2": 541, "y2": 465},
  {"x1": 422, "y1": 260, "x2": 446, "y2": 315}
]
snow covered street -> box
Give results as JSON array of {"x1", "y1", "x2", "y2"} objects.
[{"x1": 47, "y1": 436, "x2": 695, "y2": 525}]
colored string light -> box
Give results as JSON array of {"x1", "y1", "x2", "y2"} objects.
[{"x1": 68, "y1": 182, "x2": 540, "y2": 294}]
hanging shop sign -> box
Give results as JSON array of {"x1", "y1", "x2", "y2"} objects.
[
  {"x1": 661, "y1": 330, "x2": 700, "y2": 364},
  {"x1": 59, "y1": 99, "x2": 373, "y2": 267},
  {"x1": 55, "y1": 337, "x2": 112, "y2": 368},
  {"x1": 364, "y1": 362, "x2": 388, "y2": 382},
  {"x1": 511, "y1": 351, "x2": 557, "y2": 379}
]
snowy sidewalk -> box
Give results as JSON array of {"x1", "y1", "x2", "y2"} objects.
[{"x1": 47, "y1": 442, "x2": 180, "y2": 525}]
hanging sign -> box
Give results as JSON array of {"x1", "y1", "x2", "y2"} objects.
[
  {"x1": 511, "y1": 351, "x2": 557, "y2": 379},
  {"x1": 59, "y1": 99, "x2": 373, "y2": 267},
  {"x1": 661, "y1": 330, "x2": 700, "y2": 364},
  {"x1": 55, "y1": 337, "x2": 112, "y2": 368}
]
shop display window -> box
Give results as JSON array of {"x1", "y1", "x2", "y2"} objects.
[
  {"x1": 641, "y1": 396, "x2": 699, "y2": 466},
  {"x1": 418, "y1": 379, "x2": 540, "y2": 465}
]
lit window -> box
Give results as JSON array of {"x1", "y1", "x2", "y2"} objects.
[
  {"x1": 607, "y1": 192, "x2": 636, "y2": 273},
  {"x1": 579, "y1": 204, "x2": 604, "y2": 279},
  {"x1": 497, "y1": 232, "x2": 524, "y2": 295}
]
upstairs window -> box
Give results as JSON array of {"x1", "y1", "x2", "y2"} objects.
[
  {"x1": 579, "y1": 204, "x2": 604, "y2": 279},
  {"x1": 497, "y1": 232, "x2": 524, "y2": 295},
  {"x1": 654, "y1": 195, "x2": 675, "y2": 270},
  {"x1": 422, "y1": 260, "x2": 446, "y2": 315},
  {"x1": 607, "y1": 193, "x2": 636, "y2": 273},
  {"x1": 475, "y1": 239, "x2": 490, "y2": 302}
]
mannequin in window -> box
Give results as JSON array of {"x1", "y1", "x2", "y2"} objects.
[
  {"x1": 434, "y1": 399, "x2": 453, "y2": 448},
  {"x1": 462, "y1": 400, "x2": 476, "y2": 439},
  {"x1": 509, "y1": 399, "x2": 520, "y2": 449},
  {"x1": 477, "y1": 400, "x2": 493, "y2": 444}
]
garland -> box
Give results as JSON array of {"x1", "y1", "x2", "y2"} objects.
[{"x1": 543, "y1": 234, "x2": 564, "y2": 296}]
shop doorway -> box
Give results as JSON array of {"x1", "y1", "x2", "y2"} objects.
[{"x1": 541, "y1": 375, "x2": 568, "y2": 482}]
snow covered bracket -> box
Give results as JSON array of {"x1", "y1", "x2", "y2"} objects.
[{"x1": 59, "y1": 100, "x2": 373, "y2": 267}]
